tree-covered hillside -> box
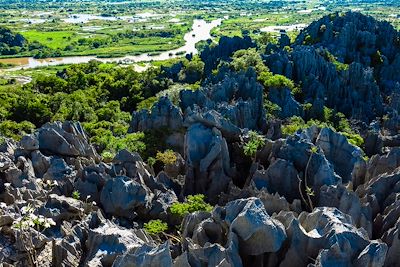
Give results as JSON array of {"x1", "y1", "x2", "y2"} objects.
[{"x1": 0, "y1": 27, "x2": 26, "y2": 55}]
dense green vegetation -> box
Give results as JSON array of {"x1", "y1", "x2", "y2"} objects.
[
  {"x1": 0, "y1": 26, "x2": 62, "y2": 58},
  {"x1": 0, "y1": 60, "x2": 172, "y2": 155},
  {"x1": 0, "y1": 27, "x2": 26, "y2": 55}
]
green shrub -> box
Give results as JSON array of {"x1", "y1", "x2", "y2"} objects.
[
  {"x1": 342, "y1": 132, "x2": 364, "y2": 147},
  {"x1": 332, "y1": 61, "x2": 349, "y2": 71},
  {"x1": 95, "y1": 101, "x2": 130, "y2": 123},
  {"x1": 230, "y1": 48, "x2": 268, "y2": 74},
  {"x1": 0, "y1": 120, "x2": 35, "y2": 140},
  {"x1": 259, "y1": 71, "x2": 296, "y2": 91},
  {"x1": 147, "y1": 156, "x2": 156, "y2": 167},
  {"x1": 170, "y1": 194, "x2": 213, "y2": 217},
  {"x1": 303, "y1": 103, "x2": 313, "y2": 111},
  {"x1": 281, "y1": 116, "x2": 306, "y2": 135},
  {"x1": 144, "y1": 219, "x2": 168, "y2": 235},
  {"x1": 156, "y1": 149, "x2": 177, "y2": 165},
  {"x1": 101, "y1": 151, "x2": 115, "y2": 162},
  {"x1": 141, "y1": 127, "x2": 171, "y2": 159},
  {"x1": 264, "y1": 100, "x2": 282, "y2": 119},
  {"x1": 10, "y1": 95, "x2": 52, "y2": 127},
  {"x1": 243, "y1": 130, "x2": 265, "y2": 162},
  {"x1": 320, "y1": 49, "x2": 349, "y2": 71},
  {"x1": 178, "y1": 56, "x2": 205, "y2": 83},
  {"x1": 95, "y1": 132, "x2": 146, "y2": 156},
  {"x1": 137, "y1": 96, "x2": 158, "y2": 111},
  {"x1": 282, "y1": 116, "x2": 333, "y2": 135},
  {"x1": 304, "y1": 34, "x2": 314, "y2": 45},
  {"x1": 72, "y1": 191, "x2": 80, "y2": 200}
]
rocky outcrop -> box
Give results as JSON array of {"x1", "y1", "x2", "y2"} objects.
[
  {"x1": 183, "y1": 124, "x2": 235, "y2": 203},
  {"x1": 129, "y1": 96, "x2": 184, "y2": 133},
  {"x1": 263, "y1": 12, "x2": 400, "y2": 123},
  {"x1": 186, "y1": 68, "x2": 266, "y2": 132},
  {"x1": 365, "y1": 147, "x2": 400, "y2": 182},
  {"x1": 180, "y1": 197, "x2": 286, "y2": 265},
  {"x1": 223, "y1": 198, "x2": 286, "y2": 254},
  {"x1": 100, "y1": 175, "x2": 153, "y2": 220},
  {"x1": 175, "y1": 236, "x2": 242, "y2": 267},
  {"x1": 317, "y1": 184, "x2": 372, "y2": 236},
  {"x1": 267, "y1": 87, "x2": 303, "y2": 118},
  {"x1": 113, "y1": 241, "x2": 173, "y2": 267},
  {"x1": 38, "y1": 121, "x2": 99, "y2": 159},
  {"x1": 268, "y1": 133, "x2": 342, "y2": 190},
  {"x1": 100, "y1": 149, "x2": 178, "y2": 220},
  {"x1": 290, "y1": 46, "x2": 383, "y2": 121},
  {"x1": 130, "y1": 68, "x2": 266, "y2": 142},
  {"x1": 201, "y1": 35, "x2": 256, "y2": 75},
  {"x1": 384, "y1": 220, "x2": 400, "y2": 267},
  {"x1": 316, "y1": 127, "x2": 365, "y2": 184},
  {"x1": 357, "y1": 167, "x2": 400, "y2": 244},
  {"x1": 276, "y1": 207, "x2": 387, "y2": 267},
  {"x1": 251, "y1": 159, "x2": 300, "y2": 202},
  {"x1": 85, "y1": 222, "x2": 152, "y2": 266}
]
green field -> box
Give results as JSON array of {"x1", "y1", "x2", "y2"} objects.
[{"x1": 21, "y1": 30, "x2": 85, "y2": 49}]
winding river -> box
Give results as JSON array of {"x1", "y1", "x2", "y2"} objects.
[{"x1": 0, "y1": 19, "x2": 222, "y2": 70}]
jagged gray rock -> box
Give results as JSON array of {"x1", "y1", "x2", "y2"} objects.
[
  {"x1": 365, "y1": 147, "x2": 400, "y2": 182},
  {"x1": 40, "y1": 194, "x2": 83, "y2": 223},
  {"x1": 251, "y1": 159, "x2": 300, "y2": 202},
  {"x1": 100, "y1": 175, "x2": 153, "y2": 220},
  {"x1": 267, "y1": 87, "x2": 303, "y2": 118},
  {"x1": 1, "y1": 11, "x2": 400, "y2": 267},
  {"x1": 384, "y1": 220, "x2": 400, "y2": 267},
  {"x1": 38, "y1": 121, "x2": 99, "y2": 159},
  {"x1": 274, "y1": 134, "x2": 341, "y2": 190},
  {"x1": 276, "y1": 207, "x2": 387, "y2": 267},
  {"x1": 318, "y1": 184, "x2": 372, "y2": 236},
  {"x1": 129, "y1": 96, "x2": 183, "y2": 132},
  {"x1": 223, "y1": 197, "x2": 286, "y2": 255},
  {"x1": 175, "y1": 235, "x2": 242, "y2": 267},
  {"x1": 183, "y1": 124, "x2": 235, "y2": 203},
  {"x1": 113, "y1": 241, "x2": 173, "y2": 267},
  {"x1": 31, "y1": 150, "x2": 51, "y2": 178},
  {"x1": 219, "y1": 182, "x2": 302, "y2": 216},
  {"x1": 85, "y1": 222, "x2": 153, "y2": 266},
  {"x1": 181, "y1": 68, "x2": 266, "y2": 133},
  {"x1": 20, "y1": 134, "x2": 39, "y2": 151},
  {"x1": 182, "y1": 197, "x2": 286, "y2": 260},
  {"x1": 316, "y1": 127, "x2": 365, "y2": 184}
]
